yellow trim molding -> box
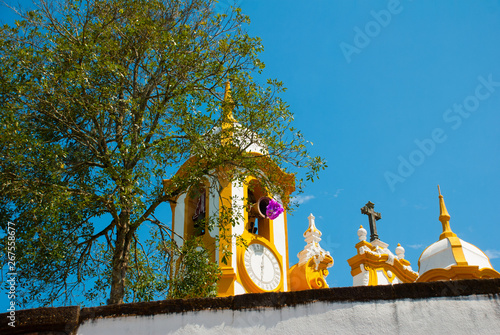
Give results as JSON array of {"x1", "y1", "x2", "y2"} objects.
[
  {"x1": 417, "y1": 265, "x2": 500, "y2": 282},
  {"x1": 348, "y1": 241, "x2": 418, "y2": 284}
]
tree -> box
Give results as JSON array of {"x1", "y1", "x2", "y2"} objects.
[{"x1": 0, "y1": 0, "x2": 326, "y2": 306}]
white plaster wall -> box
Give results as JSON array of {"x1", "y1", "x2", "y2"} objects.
[
  {"x1": 231, "y1": 181, "x2": 245, "y2": 237},
  {"x1": 208, "y1": 182, "x2": 219, "y2": 241},
  {"x1": 232, "y1": 181, "x2": 245, "y2": 273},
  {"x1": 376, "y1": 269, "x2": 390, "y2": 285},
  {"x1": 272, "y1": 214, "x2": 288, "y2": 291},
  {"x1": 392, "y1": 276, "x2": 402, "y2": 284},
  {"x1": 78, "y1": 295, "x2": 500, "y2": 335},
  {"x1": 353, "y1": 270, "x2": 368, "y2": 286},
  {"x1": 375, "y1": 270, "x2": 402, "y2": 285},
  {"x1": 234, "y1": 280, "x2": 246, "y2": 295},
  {"x1": 208, "y1": 183, "x2": 220, "y2": 263},
  {"x1": 173, "y1": 193, "x2": 186, "y2": 244}
]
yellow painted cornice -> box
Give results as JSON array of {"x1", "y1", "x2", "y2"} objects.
[
  {"x1": 416, "y1": 265, "x2": 500, "y2": 282},
  {"x1": 354, "y1": 240, "x2": 376, "y2": 252},
  {"x1": 163, "y1": 153, "x2": 295, "y2": 199},
  {"x1": 347, "y1": 251, "x2": 418, "y2": 283},
  {"x1": 244, "y1": 153, "x2": 296, "y2": 200}
]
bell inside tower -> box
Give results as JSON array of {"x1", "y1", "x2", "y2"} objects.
[{"x1": 246, "y1": 179, "x2": 271, "y2": 241}]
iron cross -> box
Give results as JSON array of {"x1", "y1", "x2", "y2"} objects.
[{"x1": 361, "y1": 201, "x2": 382, "y2": 242}]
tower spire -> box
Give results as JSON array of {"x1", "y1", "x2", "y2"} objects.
[
  {"x1": 437, "y1": 185, "x2": 456, "y2": 240},
  {"x1": 221, "y1": 81, "x2": 236, "y2": 146},
  {"x1": 223, "y1": 81, "x2": 236, "y2": 122}
]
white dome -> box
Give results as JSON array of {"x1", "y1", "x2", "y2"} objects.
[
  {"x1": 417, "y1": 186, "x2": 499, "y2": 281},
  {"x1": 418, "y1": 237, "x2": 494, "y2": 275}
]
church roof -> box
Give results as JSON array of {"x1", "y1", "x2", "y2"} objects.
[
  {"x1": 418, "y1": 237, "x2": 494, "y2": 274},
  {"x1": 417, "y1": 186, "x2": 500, "y2": 281}
]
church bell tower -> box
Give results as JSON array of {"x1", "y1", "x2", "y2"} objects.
[{"x1": 164, "y1": 82, "x2": 296, "y2": 296}]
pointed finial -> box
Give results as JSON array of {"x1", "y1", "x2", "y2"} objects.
[
  {"x1": 305, "y1": 213, "x2": 320, "y2": 235},
  {"x1": 438, "y1": 185, "x2": 450, "y2": 221},
  {"x1": 303, "y1": 213, "x2": 322, "y2": 243},
  {"x1": 224, "y1": 81, "x2": 232, "y2": 102},
  {"x1": 223, "y1": 81, "x2": 236, "y2": 122},
  {"x1": 221, "y1": 81, "x2": 236, "y2": 145},
  {"x1": 437, "y1": 185, "x2": 456, "y2": 240}
]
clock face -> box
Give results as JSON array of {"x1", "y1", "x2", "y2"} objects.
[{"x1": 243, "y1": 243, "x2": 281, "y2": 291}]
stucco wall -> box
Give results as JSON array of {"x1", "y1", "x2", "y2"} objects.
[
  {"x1": 2, "y1": 279, "x2": 500, "y2": 335},
  {"x1": 78, "y1": 295, "x2": 500, "y2": 335}
]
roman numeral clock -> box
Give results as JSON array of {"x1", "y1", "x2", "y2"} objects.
[{"x1": 242, "y1": 242, "x2": 282, "y2": 292}]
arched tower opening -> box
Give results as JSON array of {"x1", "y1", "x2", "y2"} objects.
[{"x1": 246, "y1": 179, "x2": 270, "y2": 241}]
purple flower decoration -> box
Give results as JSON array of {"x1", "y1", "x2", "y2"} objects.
[{"x1": 266, "y1": 198, "x2": 284, "y2": 220}]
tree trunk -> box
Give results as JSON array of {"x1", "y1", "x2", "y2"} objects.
[{"x1": 108, "y1": 221, "x2": 133, "y2": 305}]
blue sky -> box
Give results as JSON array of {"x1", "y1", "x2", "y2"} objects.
[
  {"x1": 2, "y1": 0, "x2": 500, "y2": 309},
  {"x1": 236, "y1": 0, "x2": 500, "y2": 288}
]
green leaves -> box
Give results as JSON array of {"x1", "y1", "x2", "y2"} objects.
[
  {"x1": 168, "y1": 236, "x2": 221, "y2": 299},
  {"x1": 0, "y1": 0, "x2": 325, "y2": 307}
]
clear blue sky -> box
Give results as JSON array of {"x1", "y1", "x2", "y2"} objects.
[
  {"x1": 2, "y1": 0, "x2": 500, "y2": 309},
  {"x1": 236, "y1": 0, "x2": 500, "y2": 288}
]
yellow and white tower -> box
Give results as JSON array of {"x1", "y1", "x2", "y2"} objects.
[
  {"x1": 164, "y1": 82, "x2": 296, "y2": 296},
  {"x1": 416, "y1": 186, "x2": 500, "y2": 282}
]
